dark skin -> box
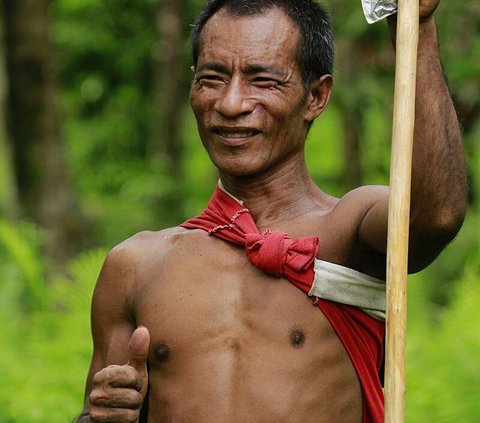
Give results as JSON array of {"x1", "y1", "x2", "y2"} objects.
[{"x1": 78, "y1": 3, "x2": 467, "y2": 422}]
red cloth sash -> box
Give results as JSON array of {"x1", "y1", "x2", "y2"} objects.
[
  {"x1": 181, "y1": 186, "x2": 384, "y2": 423},
  {"x1": 181, "y1": 186, "x2": 318, "y2": 293}
]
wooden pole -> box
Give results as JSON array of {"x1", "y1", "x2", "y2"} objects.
[{"x1": 384, "y1": 0, "x2": 419, "y2": 422}]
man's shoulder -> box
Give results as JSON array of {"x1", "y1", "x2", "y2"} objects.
[
  {"x1": 109, "y1": 226, "x2": 210, "y2": 264},
  {"x1": 337, "y1": 185, "x2": 388, "y2": 207},
  {"x1": 114, "y1": 226, "x2": 187, "y2": 250},
  {"x1": 96, "y1": 226, "x2": 214, "y2": 293},
  {"x1": 313, "y1": 185, "x2": 388, "y2": 278},
  {"x1": 329, "y1": 185, "x2": 389, "y2": 219}
]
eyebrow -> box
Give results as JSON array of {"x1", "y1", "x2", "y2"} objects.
[{"x1": 195, "y1": 62, "x2": 229, "y2": 74}]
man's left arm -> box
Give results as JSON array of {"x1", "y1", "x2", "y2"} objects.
[
  {"x1": 404, "y1": 13, "x2": 467, "y2": 271},
  {"x1": 359, "y1": 2, "x2": 468, "y2": 272}
]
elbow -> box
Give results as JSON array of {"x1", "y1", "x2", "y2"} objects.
[
  {"x1": 424, "y1": 206, "x2": 467, "y2": 244},
  {"x1": 412, "y1": 196, "x2": 468, "y2": 244},
  {"x1": 408, "y1": 206, "x2": 467, "y2": 274},
  {"x1": 437, "y1": 202, "x2": 467, "y2": 240}
]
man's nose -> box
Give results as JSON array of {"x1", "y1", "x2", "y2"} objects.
[{"x1": 214, "y1": 78, "x2": 254, "y2": 117}]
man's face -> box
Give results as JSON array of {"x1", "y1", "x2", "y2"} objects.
[{"x1": 190, "y1": 8, "x2": 318, "y2": 178}]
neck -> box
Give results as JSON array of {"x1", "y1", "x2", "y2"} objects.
[{"x1": 218, "y1": 156, "x2": 329, "y2": 228}]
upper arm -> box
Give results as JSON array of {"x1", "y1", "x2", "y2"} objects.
[
  {"x1": 357, "y1": 186, "x2": 390, "y2": 256},
  {"x1": 80, "y1": 244, "x2": 139, "y2": 412},
  {"x1": 356, "y1": 184, "x2": 461, "y2": 274}
]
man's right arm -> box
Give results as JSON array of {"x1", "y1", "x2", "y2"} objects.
[{"x1": 77, "y1": 245, "x2": 150, "y2": 423}]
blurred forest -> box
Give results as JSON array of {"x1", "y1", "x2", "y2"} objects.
[{"x1": 0, "y1": 0, "x2": 478, "y2": 422}]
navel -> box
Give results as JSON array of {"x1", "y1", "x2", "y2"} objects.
[
  {"x1": 289, "y1": 326, "x2": 306, "y2": 349},
  {"x1": 154, "y1": 342, "x2": 171, "y2": 362}
]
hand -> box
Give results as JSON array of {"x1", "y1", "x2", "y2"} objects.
[
  {"x1": 419, "y1": 0, "x2": 440, "y2": 22},
  {"x1": 89, "y1": 327, "x2": 150, "y2": 423}
]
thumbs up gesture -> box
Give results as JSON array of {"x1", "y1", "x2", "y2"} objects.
[{"x1": 89, "y1": 327, "x2": 150, "y2": 423}]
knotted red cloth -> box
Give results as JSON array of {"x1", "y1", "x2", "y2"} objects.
[
  {"x1": 181, "y1": 185, "x2": 318, "y2": 293},
  {"x1": 181, "y1": 185, "x2": 384, "y2": 423}
]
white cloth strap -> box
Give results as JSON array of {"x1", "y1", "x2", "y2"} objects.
[
  {"x1": 309, "y1": 259, "x2": 386, "y2": 321},
  {"x1": 217, "y1": 180, "x2": 386, "y2": 321}
]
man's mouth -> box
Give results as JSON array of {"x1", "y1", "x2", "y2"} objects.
[{"x1": 213, "y1": 127, "x2": 260, "y2": 139}]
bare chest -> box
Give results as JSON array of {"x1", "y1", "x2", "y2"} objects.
[
  {"x1": 131, "y1": 237, "x2": 362, "y2": 422},
  {"x1": 134, "y1": 239, "x2": 329, "y2": 354}
]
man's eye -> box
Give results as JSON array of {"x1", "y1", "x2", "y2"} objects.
[
  {"x1": 251, "y1": 77, "x2": 279, "y2": 88},
  {"x1": 196, "y1": 75, "x2": 224, "y2": 85}
]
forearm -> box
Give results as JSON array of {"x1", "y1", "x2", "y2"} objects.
[
  {"x1": 413, "y1": 18, "x2": 466, "y2": 221},
  {"x1": 385, "y1": 16, "x2": 467, "y2": 270},
  {"x1": 390, "y1": 17, "x2": 467, "y2": 235}
]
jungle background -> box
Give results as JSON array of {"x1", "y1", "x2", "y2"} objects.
[{"x1": 0, "y1": 0, "x2": 478, "y2": 422}]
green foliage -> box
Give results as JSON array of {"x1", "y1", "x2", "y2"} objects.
[
  {"x1": 52, "y1": 0, "x2": 166, "y2": 245},
  {"x1": 407, "y1": 259, "x2": 480, "y2": 421},
  {"x1": 0, "y1": 221, "x2": 478, "y2": 422},
  {"x1": 0, "y1": 227, "x2": 105, "y2": 423},
  {"x1": 306, "y1": 106, "x2": 346, "y2": 196},
  {"x1": 0, "y1": 220, "x2": 47, "y2": 312},
  {"x1": 0, "y1": 0, "x2": 478, "y2": 421}
]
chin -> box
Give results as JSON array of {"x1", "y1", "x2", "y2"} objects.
[
  {"x1": 213, "y1": 157, "x2": 266, "y2": 178},
  {"x1": 217, "y1": 165, "x2": 260, "y2": 178}
]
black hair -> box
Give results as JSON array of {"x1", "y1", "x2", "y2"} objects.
[{"x1": 191, "y1": 0, "x2": 334, "y2": 88}]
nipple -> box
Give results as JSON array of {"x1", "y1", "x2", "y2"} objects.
[
  {"x1": 154, "y1": 343, "x2": 171, "y2": 362},
  {"x1": 290, "y1": 327, "x2": 306, "y2": 349}
]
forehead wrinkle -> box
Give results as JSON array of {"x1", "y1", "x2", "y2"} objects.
[
  {"x1": 198, "y1": 8, "x2": 301, "y2": 80},
  {"x1": 201, "y1": 9, "x2": 298, "y2": 50}
]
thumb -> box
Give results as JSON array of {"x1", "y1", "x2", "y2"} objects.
[{"x1": 127, "y1": 326, "x2": 150, "y2": 380}]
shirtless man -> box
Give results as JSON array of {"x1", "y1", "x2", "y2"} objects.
[{"x1": 77, "y1": 0, "x2": 467, "y2": 422}]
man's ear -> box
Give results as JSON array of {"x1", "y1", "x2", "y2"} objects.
[{"x1": 303, "y1": 74, "x2": 333, "y2": 122}]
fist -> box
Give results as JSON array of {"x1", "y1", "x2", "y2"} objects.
[
  {"x1": 419, "y1": 0, "x2": 440, "y2": 22},
  {"x1": 89, "y1": 327, "x2": 150, "y2": 423}
]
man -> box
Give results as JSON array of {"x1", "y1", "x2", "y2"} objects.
[{"x1": 77, "y1": 0, "x2": 467, "y2": 422}]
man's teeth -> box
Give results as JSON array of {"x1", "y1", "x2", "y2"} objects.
[{"x1": 218, "y1": 131, "x2": 256, "y2": 138}]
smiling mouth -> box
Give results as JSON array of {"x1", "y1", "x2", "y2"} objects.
[
  {"x1": 217, "y1": 131, "x2": 256, "y2": 138},
  {"x1": 213, "y1": 127, "x2": 260, "y2": 140}
]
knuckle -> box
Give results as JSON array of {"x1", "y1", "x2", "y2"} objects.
[
  {"x1": 121, "y1": 368, "x2": 141, "y2": 389},
  {"x1": 93, "y1": 365, "x2": 118, "y2": 384},
  {"x1": 93, "y1": 364, "x2": 137, "y2": 389},
  {"x1": 130, "y1": 390, "x2": 144, "y2": 408},
  {"x1": 88, "y1": 407, "x2": 109, "y2": 423},
  {"x1": 89, "y1": 389, "x2": 105, "y2": 405},
  {"x1": 123, "y1": 408, "x2": 141, "y2": 423},
  {"x1": 90, "y1": 386, "x2": 144, "y2": 410},
  {"x1": 89, "y1": 406, "x2": 139, "y2": 423}
]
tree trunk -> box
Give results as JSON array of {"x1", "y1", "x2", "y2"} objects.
[
  {"x1": 152, "y1": 0, "x2": 189, "y2": 225},
  {"x1": 336, "y1": 36, "x2": 365, "y2": 190},
  {"x1": 3, "y1": 0, "x2": 85, "y2": 269},
  {"x1": 0, "y1": 0, "x2": 19, "y2": 219}
]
